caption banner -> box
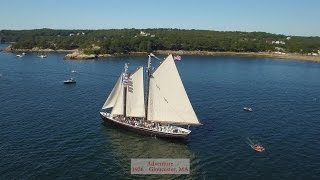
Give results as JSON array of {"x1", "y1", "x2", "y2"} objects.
[{"x1": 131, "y1": 158, "x2": 190, "y2": 174}]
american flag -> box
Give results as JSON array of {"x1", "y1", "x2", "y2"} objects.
[{"x1": 173, "y1": 55, "x2": 181, "y2": 61}]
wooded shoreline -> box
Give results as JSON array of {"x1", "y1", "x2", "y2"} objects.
[
  {"x1": 1, "y1": 29, "x2": 320, "y2": 62},
  {"x1": 2, "y1": 47, "x2": 319, "y2": 62}
]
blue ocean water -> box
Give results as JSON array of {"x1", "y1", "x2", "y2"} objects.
[{"x1": 0, "y1": 51, "x2": 320, "y2": 179}]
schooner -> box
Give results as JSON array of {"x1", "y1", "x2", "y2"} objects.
[{"x1": 100, "y1": 54, "x2": 201, "y2": 138}]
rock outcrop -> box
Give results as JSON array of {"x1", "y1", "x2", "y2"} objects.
[{"x1": 65, "y1": 51, "x2": 96, "y2": 59}]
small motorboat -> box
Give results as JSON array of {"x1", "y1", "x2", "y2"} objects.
[
  {"x1": 38, "y1": 54, "x2": 47, "y2": 58},
  {"x1": 243, "y1": 107, "x2": 253, "y2": 112},
  {"x1": 64, "y1": 78, "x2": 76, "y2": 84},
  {"x1": 16, "y1": 53, "x2": 26, "y2": 58},
  {"x1": 252, "y1": 144, "x2": 265, "y2": 152},
  {"x1": 246, "y1": 138, "x2": 265, "y2": 152},
  {"x1": 71, "y1": 70, "x2": 77, "y2": 73}
]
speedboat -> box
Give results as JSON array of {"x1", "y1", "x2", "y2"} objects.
[
  {"x1": 64, "y1": 78, "x2": 76, "y2": 84},
  {"x1": 246, "y1": 138, "x2": 265, "y2": 152},
  {"x1": 252, "y1": 144, "x2": 265, "y2": 152},
  {"x1": 243, "y1": 107, "x2": 253, "y2": 112}
]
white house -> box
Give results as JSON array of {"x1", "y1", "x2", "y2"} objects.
[
  {"x1": 140, "y1": 31, "x2": 150, "y2": 36},
  {"x1": 272, "y1": 40, "x2": 286, "y2": 45}
]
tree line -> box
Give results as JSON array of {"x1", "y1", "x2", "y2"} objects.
[{"x1": 1, "y1": 28, "x2": 319, "y2": 54}]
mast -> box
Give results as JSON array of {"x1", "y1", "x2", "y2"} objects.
[
  {"x1": 123, "y1": 63, "x2": 129, "y2": 118},
  {"x1": 145, "y1": 55, "x2": 152, "y2": 120}
]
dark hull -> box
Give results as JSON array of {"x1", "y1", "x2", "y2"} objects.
[
  {"x1": 64, "y1": 81, "x2": 76, "y2": 84},
  {"x1": 100, "y1": 114, "x2": 188, "y2": 139}
]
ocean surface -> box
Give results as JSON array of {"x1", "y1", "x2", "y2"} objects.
[{"x1": 1, "y1": 48, "x2": 320, "y2": 179}]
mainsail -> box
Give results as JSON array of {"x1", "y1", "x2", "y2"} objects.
[
  {"x1": 147, "y1": 55, "x2": 200, "y2": 125},
  {"x1": 126, "y1": 67, "x2": 145, "y2": 117}
]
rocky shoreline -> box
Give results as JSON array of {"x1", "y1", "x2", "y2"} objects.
[{"x1": 2, "y1": 46, "x2": 320, "y2": 62}]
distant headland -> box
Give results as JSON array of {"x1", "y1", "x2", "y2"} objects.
[{"x1": 1, "y1": 28, "x2": 319, "y2": 62}]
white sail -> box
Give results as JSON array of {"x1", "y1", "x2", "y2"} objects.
[
  {"x1": 126, "y1": 67, "x2": 145, "y2": 117},
  {"x1": 111, "y1": 77, "x2": 124, "y2": 115},
  {"x1": 147, "y1": 55, "x2": 200, "y2": 125},
  {"x1": 101, "y1": 76, "x2": 122, "y2": 109}
]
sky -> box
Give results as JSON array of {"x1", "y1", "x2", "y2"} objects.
[{"x1": 1, "y1": 0, "x2": 319, "y2": 36}]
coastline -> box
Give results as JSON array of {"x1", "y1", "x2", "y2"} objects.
[
  {"x1": 54, "y1": 49, "x2": 320, "y2": 62},
  {"x1": 3, "y1": 46, "x2": 76, "y2": 53},
  {"x1": 155, "y1": 50, "x2": 320, "y2": 62},
  {"x1": 2, "y1": 47, "x2": 320, "y2": 62}
]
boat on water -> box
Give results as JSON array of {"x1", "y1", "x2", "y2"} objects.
[
  {"x1": 100, "y1": 54, "x2": 201, "y2": 139},
  {"x1": 251, "y1": 144, "x2": 265, "y2": 152},
  {"x1": 64, "y1": 78, "x2": 76, "y2": 84},
  {"x1": 16, "y1": 52, "x2": 26, "y2": 58},
  {"x1": 38, "y1": 54, "x2": 47, "y2": 58},
  {"x1": 243, "y1": 107, "x2": 253, "y2": 112},
  {"x1": 246, "y1": 138, "x2": 265, "y2": 152}
]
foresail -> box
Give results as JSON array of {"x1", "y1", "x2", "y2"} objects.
[
  {"x1": 102, "y1": 76, "x2": 122, "y2": 109},
  {"x1": 111, "y1": 79, "x2": 124, "y2": 115},
  {"x1": 147, "y1": 55, "x2": 200, "y2": 125},
  {"x1": 126, "y1": 67, "x2": 145, "y2": 117}
]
